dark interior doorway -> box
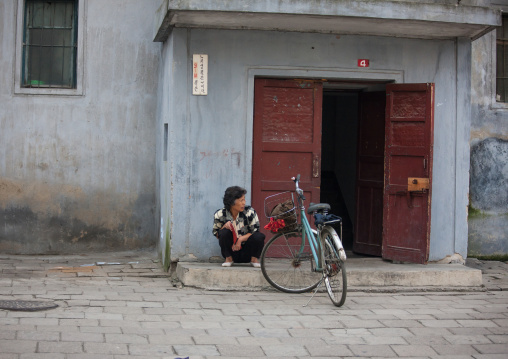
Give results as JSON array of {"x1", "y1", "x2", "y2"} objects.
[
  {"x1": 321, "y1": 90, "x2": 359, "y2": 251},
  {"x1": 320, "y1": 84, "x2": 387, "y2": 253}
]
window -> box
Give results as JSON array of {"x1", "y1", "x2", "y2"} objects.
[
  {"x1": 496, "y1": 15, "x2": 508, "y2": 102},
  {"x1": 22, "y1": 0, "x2": 78, "y2": 89}
]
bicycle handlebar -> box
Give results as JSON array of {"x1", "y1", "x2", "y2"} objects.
[{"x1": 292, "y1": 174, "x2": 306, "y2": 201}]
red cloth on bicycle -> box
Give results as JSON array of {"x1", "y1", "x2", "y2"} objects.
[{"x1": 264, "y1": 218, "x2": 286, "y2": 232}]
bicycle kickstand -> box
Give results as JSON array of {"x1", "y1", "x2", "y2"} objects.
[{"x1": 303, "y1": 276, "x2": 325, "y2": 307}]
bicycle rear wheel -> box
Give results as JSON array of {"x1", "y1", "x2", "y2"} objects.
[
  {"x1": 322, "y1": 228, "x2": 347, "y2": 307},
  {"x1": 260, "y1": 230, "x2": 321, "y2": 293}
]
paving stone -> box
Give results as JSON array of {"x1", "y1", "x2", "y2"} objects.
[
  {"x1": 338, "y1": 319, "x2": 383, "y2": 328},
  {"x1": 99, "y1": 319, "x2": 142, "y2": 328},
  {"x1": 278, "y1": 337, "x2": 328, "y2": 346},
  {"x1": 305, "y1": 343, "x2": 353, "y2": 356},
  {"x1": 443, "y1": 334, "x2": 493, "y2": 345},
  {"x1": 141, "y1": 321, "x2": 181, "y2": 330},
  {"x1": 262, "y1": 343, "x2": 309, "y2": 357},
  {"x1": 457, "y1": 319, "x2": 498, "y2": 327},
  {"x1": 432, "y1": 344, "x2": 481, "y2": 355},
  {"x1": 448, "y1": 327, "x2": 493, "y2": 335},
  {"x1": 121, "y1": 326, "x2": 165, "y2": 335},
  {"x1": 172, "y1": 344, "x2": 219, "y2": 356},
  {"x1": 0, "y1": 339, "x2": 37, "y2": 353},
  {"x1": 288, "y1": 328, "x2": 332, "y2": 337},
  {"x1": 348, "y1": 344, "x2": 397, "y2": 357},
  {"x1": 404, "y1": 335, "x2": 451, "y2": 346},
  {"x1": 217, "y1": 320, "x2": 263, "y2": 330},
  {"x1": 66, "y1": 355, "x2": 114, "y2": 359},
  {"x1": 126, "y1": 301, "x2": 163, "y2": 308},
  {"x1": 323, "y1": 335, "x2": 366, "y2": 345},
  {"x1": 83, "y1": 342, "x2": 128, "y2": 355},
  {"x1": 216, "y1": 344, "x2": 264, "y2": 357},
  {"x1": 368, "y1": 327, "x2": 414, "y2": 337},
  {"x1": 104, "y1": 333, "x2": 148, "y2": 344},
  {"x1": 193, "y1": 334, "x2": 238, "y2": 345},
  {"x1": 391, "y1": 344, "x2": 438, "y2": 356},
  {"x1": 19, "y1": 354, "x2": 66, "y2": 359},
  {"x1": 17, "y1": 330, "x2": 60, "y2": 341},
  {"x1": 379, "y1": 319, "x2": 423, "y2": 328},
  {"x1": 80, "y1": 326, "x2": 122, "y2": 334},
  {"x1": 0, "y1": 330, "x2": 16, "y2": 340},
  {"x1": 59, "y1": 318, "x2": 100, "y2": 327},
  {"x1": 408, "y1": 327, "x2": 453, "y2": 336},
  {"x1": 84, "y1": 312, "x2": 123, "y2": 320},
  {"x1": 38, "y1": 341, "x2": 84, "y2": 354},
  {"x1": 419, "y1": 319, "x2": 462, "y2": 328},
  {"x1": 492, "y1": 318, "x2": 508, "y2": 326},
  {"x1": 473, "y1": 343, "x2": 508, "y2": 354},
  {"x1": 365, "y1": 333, "x2": 409, "y2": 346},
  {"x1": 487, "y1": 334, "x2": 508, "y2": 343},
  {"x1": 247, "y1": 328, "x2": 291, "y2": 338}
]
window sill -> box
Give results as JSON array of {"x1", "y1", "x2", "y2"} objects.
[
  {"x1": 491, "y1": 101, "x2": 508, "y2": 111},
  {"x1": 14, "y1": 86, "x2": 83, "y2": 96}
]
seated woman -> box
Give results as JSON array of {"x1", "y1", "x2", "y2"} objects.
[{"x1": 212, "y1": 186, "x2": 265, "y2": 267}]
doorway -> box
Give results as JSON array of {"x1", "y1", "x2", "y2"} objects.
[
  {"x1": 321, "y1": 85, "x2": 386, "y2": 254},
  {"x1": 321, "y1": 90, "x2": 360, "y2": 251}
]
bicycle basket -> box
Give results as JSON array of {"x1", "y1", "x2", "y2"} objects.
[{"x1": 263, "y1": 192, "x2": 298, "y2": 233}]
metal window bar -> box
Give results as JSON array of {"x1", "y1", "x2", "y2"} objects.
[{"x1": 22, "y1": 0, "x2": 77, "y2": 89}]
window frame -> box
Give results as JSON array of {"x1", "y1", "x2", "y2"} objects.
[
  {"x1": 14, "y1": 0, "x2": 85, "y2": 96},
  {"x1": 495, "y1": 14, "x2": 508, "y2": 105},
  {"x1": 491, "y1": 12, "x2": 508, "y2": 110}
]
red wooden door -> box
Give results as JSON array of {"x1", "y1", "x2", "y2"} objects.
[
  {"x1": 252, "y1": 79, "x2": 323, "y2": 236},
  {"x1": 353, "y1": 92, "x2": 386, "y2": 256},
  {"x1": 382, "y1": 83, "x2": 434, "y2": 264}
]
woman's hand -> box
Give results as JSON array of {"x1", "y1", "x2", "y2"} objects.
[
  {"x1": 232, "y1": 234, "x2": 250, "y2": 251},
  {"x1": 232, "y1": 241, "x2": 242, "y2": 251},
  {"x1": 222, "y1": 221, "x2": 232, "y2": 230}
]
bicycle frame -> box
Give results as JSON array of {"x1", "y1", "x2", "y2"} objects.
[{"x1": 294, "y1": 178, "x2": 325, "y2": 272}]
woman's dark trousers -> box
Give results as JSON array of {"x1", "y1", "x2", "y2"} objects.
[{"x1": 218, "y1": 229, "x2": 265, "y2": 263}]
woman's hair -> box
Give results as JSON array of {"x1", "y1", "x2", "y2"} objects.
[{"x1": 223, "y1": 186, "x2": 247, "y2": 210}]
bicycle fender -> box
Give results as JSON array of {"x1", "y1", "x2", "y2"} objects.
[{"x1": 328, "y1": 228, "x2": 347, "y2": 261}]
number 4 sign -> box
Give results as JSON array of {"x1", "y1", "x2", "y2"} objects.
[{"x1": 358, "y1": 59, "x2": 370, "y2": 67}]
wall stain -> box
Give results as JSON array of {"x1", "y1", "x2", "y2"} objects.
[{"x1": 0, "y1": 177, "x2": 156, "y2": 254}]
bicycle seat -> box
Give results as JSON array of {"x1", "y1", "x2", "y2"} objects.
[{"x1": 307, "y1": 202, "x2": 331, "y2": 214}]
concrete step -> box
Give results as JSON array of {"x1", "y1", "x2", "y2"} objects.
[{"x1": 176, "y1": 257, "x2": 483, "y2": 291}]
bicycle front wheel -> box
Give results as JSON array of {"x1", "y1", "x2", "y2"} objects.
[
  {"x1": 322, "y1": 228, "x2": 347, "y2": 307},
  {"x1": 260, "y1": 230, "x2": 322, "y2": 293}
]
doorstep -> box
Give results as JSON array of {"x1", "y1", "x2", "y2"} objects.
[{"x1": 175, "y1": 256, "x2": 483, "y2": 291}]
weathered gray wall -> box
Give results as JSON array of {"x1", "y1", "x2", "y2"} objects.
[
  {"x1": 157, "y1": 27, "x2": 471, "y2": 263},
  {"x1": 470, "y1": 27, "x2": 508, "y2": 257},
  {"x1": 0, "y1": 0, "x2": 161, "y2": 254}
]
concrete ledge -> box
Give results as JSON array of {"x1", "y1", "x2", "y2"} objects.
[{"x1": 176, "y1": 257, "x2": 483, "y2": 291}]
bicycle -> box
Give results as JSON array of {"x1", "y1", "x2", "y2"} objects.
[{"x1": 260, "y1": 174, "x2": 347, "y2": 307}]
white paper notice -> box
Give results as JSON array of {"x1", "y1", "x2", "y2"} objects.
[{"x1": 192, "y1": 54, "x2": 208, "y2": 95}]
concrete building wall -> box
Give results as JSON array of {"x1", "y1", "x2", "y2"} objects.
[
  {"x1": 0, "y1": 0, "x2": 161, "y2": 254},
  {"x1": 470, "y1": 23, "x2": 508, "y2": 257},
  {"x1": 158, "y1": 27, "x2": 471, "y2": 263}
]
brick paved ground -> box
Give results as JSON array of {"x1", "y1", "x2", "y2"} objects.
[{"x1": 0, "y1": 251, "x2": 507, "y2": 358}]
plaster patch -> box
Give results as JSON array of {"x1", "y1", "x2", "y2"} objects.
[{"x1": 433, "y1": 253, "x2": 465, "y2": 265}]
